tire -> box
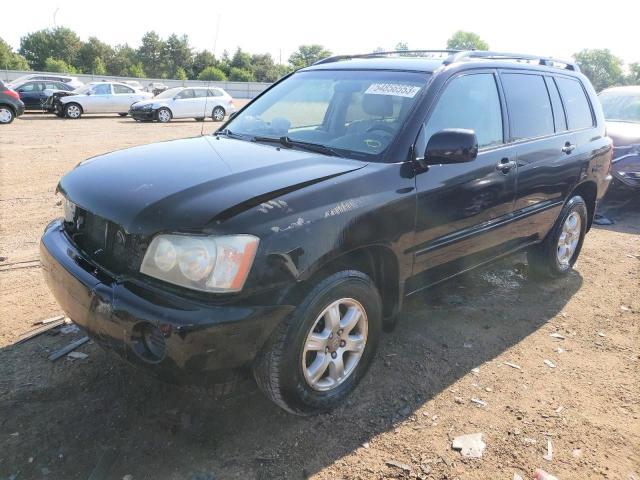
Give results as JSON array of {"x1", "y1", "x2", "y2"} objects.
[
  {"x1": 212, "y1": 106, "x2": 225, "y2": 122},
  {"x1": 156, "y1": 107, "x2": 172, "y2": 123},
  {"x1": 118, "y1": 113, "x2": 128, "y2": 117},
  {"x1": 0, "y1": 105, "x2": 15, "y2": 124},
  {"x1": 55, "y1": 111, "x2": 65, "y2": 118},
  {"x1": 527, "y1": 195, "x2": 588, "y2": 279},
  {"x1": 253, "y1": 270, "x2": 382, "y2": 415},
  {"x1": 195, "y1": 117, "x2": 205, "y2": 122},
  {"x1": 64, "y1": 103, "x2": 82, "y2": 119}
]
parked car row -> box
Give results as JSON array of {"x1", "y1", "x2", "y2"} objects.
[{"x1": 1, "y1": 74, "x2": 235, "y2": 122}]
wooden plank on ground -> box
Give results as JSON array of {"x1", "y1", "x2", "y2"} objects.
[{"x1": 48, "y1": 336, "x2": 89, "y2": 362}]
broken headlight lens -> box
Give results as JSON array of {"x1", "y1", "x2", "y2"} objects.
[
  {"x1": 140, "y1": 234, "x2": 259, "y2": 293},
  {"x1": 62, "y1": 197, "x2": 76, "y2": 222}
]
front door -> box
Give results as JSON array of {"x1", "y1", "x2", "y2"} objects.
[
  {"x1": 410, "y1": 71, "x2": 518, "y2": 289},
  {"x1": 85, "y1": 83, "x2": 113, "y2": 113},
  {"x1": 171, "y1": 89, "x2": 196, "y2": 118}
]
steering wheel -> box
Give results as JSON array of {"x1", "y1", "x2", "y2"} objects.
[{"x1": 365, "y1": 123, "x2": 396, "y2": 136}]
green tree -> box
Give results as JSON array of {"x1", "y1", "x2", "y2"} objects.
[
  {"x1": 175, "y1": 66, "x2": 188, "y2": 80},
  {"x1": 163, "y1": 34, "x2": 192, "y2": 78},
  {"x1": 446, "y1": 31, "x2": 489, "y2": 50},
  {"x1": 92, "y1": 57, "x2": 107, "y2": 75},
  {"x1": 127, "y1": 62, "x2": 145, "y2": 78},
  {"x1": 107, "y1": 44, "x2": 137, "y2": 76},
  {"x1": 231, "y1": 48, "x2": 252, "y2": 71},
  {"x1": 78, "y1": 37, "x2": 113, "y2": 73},
  {"x1": 288, "y1": 44, "x2": 331, "y2": 69},
  {"x1": 44, "y1": 57, "x2": 77, "y2": 74},
  {"x1": 0, "y1": 37, "x2": 30, "y2": 70},
  {"x1": 137, "y1": 31, "x2": 165, "y2": 77},
  {"x1": 250, "y1": 53, "x2": 278, "y2": 82},
  {"x1": 197, "y1": 66, "x2": 227, "y2": 81},
  {"x1": 228, "y1": 67, "x2": 255, "y2": 82},
  {"x1": 574, "y1": 49, "x2": 624, "y2": 91},
  {"x1": 627, "y1": 63, "x2": 640, "y2": 85},
  {"x1": 20, "y1": 27, "x2": 82, "y2": 70},
  {"x1": 192, "y1": 50, "x2": 216, "y2": 78}
]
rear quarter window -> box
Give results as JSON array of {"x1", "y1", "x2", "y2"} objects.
[
  {"x1": 555, "y1": 77, "x2": 594, "y2": 130},
  {"x1": 501, "y1": 73, "x2": 554, "y2": 140}
]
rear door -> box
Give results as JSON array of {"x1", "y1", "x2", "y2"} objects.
[
  {"x1": 17, "y1": 81, "x2": 45, "y2": 109},
  {"x1": 502, "y1": 71, "x2": 594, "y2": 243},
  {"x1": 112, "y1": 84, "x2": 136, "y2": 112},
  {"x1": 411, "y1": 70, "x2": 518, "y2": 287},
  {"x1": 191, "y1": 88, "x2": 210, "y2": 117}
]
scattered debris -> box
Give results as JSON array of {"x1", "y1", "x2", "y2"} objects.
[
  {"x1": 549, "y1": 333, "x2": 565, "y2": 340},
  {"x1": 534, "y1": 468, "x2": 559, "y2": 480},
  {"x1": 620, "y1": 305, "x2": 631, "y2": 311},
  {"x1": 504, "y1": 362, "x2": 522, "y2": 370},
  {"x1": 386, "y1": 460, "x2": 411, "y2": 472},
  {"x1": 555, "y1": 406, "x2": 564, "y2": 414},
  {"x1": 523, "y1": 437, "x2": 537, "y2": 445},
  {"x1": 362, "y1": 442, "x2": 370, "y2": 449},
  {"x1": 544, "y1": 359, "x2": 557, "y2": 369},
  {"x1": 48, "y1": 337, "x2": 89, "y2": 362},
  {"x1": 32, "y1": 314, "x2": 65, "y2": 326},
  {"x1": 471, "y1": 398, "x2": 487, "y2": 407},
  {"x1": 543, "y1": 439, "x2": 553, "y2": 461},
  {"x1": 471, "y1": 367, "x2": 480, "y2": 375},
  {"x1": 572, "y1": 448, "x2": 582, "y2": 458},
  {"x1": 592, "y1": 213, "x2": 614, "y2": 226},
  {"x1": 454, "y1": 396, "x2": 465, "y2": 404},
  {"x1": 17, "y1": 318, "x2": 66, "y2": 344},
  {"x1": 67, "y1": 351, "x2": 88, "y2": 360},
  {"x1": 597, "y1": 332, "x2": 606, "y2": 337},
  {"x1": 513, "y1": 474, "x2": 524, "y2": 480},
  {"x1": 556, "y1": 347, "x2": 564, "y2": 354},
  {"x1": 485, "y1": 387, "x2": 493, "y2": 392},
  {"x1": 452, "y1": 433, "x2": 486, "y2": 458},
  {"x1": 463, "y1": 342, "x2": 473, "y2": 349},
  {"x1": 60, "y1": 324, "x2": 80, "y2": 335}
]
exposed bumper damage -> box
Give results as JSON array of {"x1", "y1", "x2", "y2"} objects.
[{"x1": 40, "y1": 219, "x2": 293, "y2": 385}]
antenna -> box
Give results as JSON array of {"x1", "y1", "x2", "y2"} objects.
[{"x1": 200, "y1": 81, "x2": 210, "y2": 136}]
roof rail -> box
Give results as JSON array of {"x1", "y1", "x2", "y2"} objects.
[
  {"x1": 443, "y1": 50, "x2": 580, "y2": 72},
  {"x1": 313, "y1": 50, "x2": 461, "y2": 65}
]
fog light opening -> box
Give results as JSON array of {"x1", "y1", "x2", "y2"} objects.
[{"x1": 132, "y1": 323, "x2": 167, "y2": 363}]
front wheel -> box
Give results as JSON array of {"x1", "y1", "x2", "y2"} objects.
[
  {"x1": 118, "y1": 112, "x2": 128, "y2": 117},
  {"x1": 156, "y1": 107, "x2": 172, "y2": 123},
  {"x1": 64, "y1": 103, "x2": 82, "y2": 119},
  {"x1": 253, "y1": 270, "x2": 382, "y2": 415},
  {"x1": 211, "y1": 106, "x2": 225, "y2": 122},
  {"x1": 527, "y1": 195, "x2": 588, "y2": 279}
]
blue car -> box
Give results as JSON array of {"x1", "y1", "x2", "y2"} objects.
[{"x1": 13, "y1": 80, "x2": 75, "y2": 110}]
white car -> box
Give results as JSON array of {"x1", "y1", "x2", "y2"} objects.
[
  {"x1": 8, "y1": 73, "x2": 84, "y2": 89},
  {"x1": 129, "y1": 86, "x2": 236, "y2": 123},
  {"x1": 57, "y1": 82, "x2": 153, "y2": 119}
]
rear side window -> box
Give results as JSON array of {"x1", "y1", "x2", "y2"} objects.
[
  {"x1": 208, "y1": 89, "x2": 224, "y2": 97},
  {"x1": 555, "y1": 77, "x2": 593, "y2": 130},
  {"x1": 501, "y1": 73, "x2": 554, "y2": 140},
  {"x1": 422, "y1": 73, "x2": 503, "y2": 149},
  {"x1": 193, "y1": 89, "x2": 208, "y2": 98},
  {"x1": 545, "y1": 77, "x2": 567, "y2": 131},
  {"x1": 114, "y1": 84, "x2": 134, "y2": 94}
]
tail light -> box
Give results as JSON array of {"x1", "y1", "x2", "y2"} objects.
[{"x1": 3, "y1": 89, "x2": 20, "y2": 100}]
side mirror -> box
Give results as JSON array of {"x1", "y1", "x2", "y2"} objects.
[
  {"x1": 424, "y1": 129, "x2": 478, "y2": 165},
  {"x1": 86, "y1": 90, "x2": 92, "y2": 96}
]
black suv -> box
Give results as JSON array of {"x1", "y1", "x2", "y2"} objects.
[{"x1": 41, "y1": 50, "x2": 612, "y2": 414}]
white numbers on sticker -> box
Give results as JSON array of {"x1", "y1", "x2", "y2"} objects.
[{"x1": 364, "y1": 83, "x2": 421, "y2": 98}]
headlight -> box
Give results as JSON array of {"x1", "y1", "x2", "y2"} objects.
[{"x1": 140, "y1": 234, "x2": 259, "y2": 293}]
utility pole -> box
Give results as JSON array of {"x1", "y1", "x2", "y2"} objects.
[
  {"x1": 212, "y1": 14, "x2": 221, "y2": 56},
  {"x1": 53, "y1": 8, "x2": 59, "y2": 28}
]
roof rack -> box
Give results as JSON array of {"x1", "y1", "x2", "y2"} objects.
[
  {"x1": 313, "y1": 49, "x2": 580, "y2": 72},
  {"x1": 313, "y1": 50, "x2": 461, "y2": 65},
  {"x1": 443, "y1": 50, "x2": 580, "y2": 72}
]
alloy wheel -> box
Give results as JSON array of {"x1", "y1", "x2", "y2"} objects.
[
  {"x1": 0, "y1": 107, "x2": 13, "y2": 123},
  {"x1": 557, "y1": 211, "x2": 581, "y2": 266},
  {"x1": 301, "y1": 298, "x2": 368, "y2": 391}
]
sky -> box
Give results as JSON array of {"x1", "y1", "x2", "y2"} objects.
[{"x1": 4, "y1": 0, "x2": 640, "y2": 67}]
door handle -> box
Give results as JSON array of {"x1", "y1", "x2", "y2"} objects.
[
  {"x1": 562, "y1": 142, "x2": 576, "y2": 154},
  {"x1": 496, "y1": 158, "x2": 517, "y2": 173}
]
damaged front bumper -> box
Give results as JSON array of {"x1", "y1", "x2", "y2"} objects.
[{"x1": 39, "y1": 219, "x2": 293, "y2": 385}]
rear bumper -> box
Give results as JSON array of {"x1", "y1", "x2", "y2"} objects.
[
  {"x1": 40, "y1": 220, "x2": 293, "y2": 385},
  {"x1": 14, "y1": 102, "x2": 25, "y2": 117}
]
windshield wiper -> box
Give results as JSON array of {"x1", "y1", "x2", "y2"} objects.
[
  {"x1": 252, "y1": 135, "x2": 343, "y2": 158},
  {"x1": 215, "y1": 128, "x2": 248, "y2": 140}
]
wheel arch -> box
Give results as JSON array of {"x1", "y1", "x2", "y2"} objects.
[
  {"x1": 568, "y1": 180, "x2": 598, "y2": 231},
  {"x1": 0, "y1": 103, "x2": 16, "y2": 115}
]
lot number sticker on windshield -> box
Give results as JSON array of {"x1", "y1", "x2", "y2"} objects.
[{"x1": 364, "y1": 83, "x2": 421, "y2": 98}]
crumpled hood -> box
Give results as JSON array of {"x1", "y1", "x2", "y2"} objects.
[
  {"x1": 58, "y1": 136, "x2": 366, "y2": 235},
  {"x1": 132, "y1": 98, "x2": 164, "y2": 108}
]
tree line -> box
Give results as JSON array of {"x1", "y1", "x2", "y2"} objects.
[{"x1": 1, "y1": 28, "x2": 638, "y2": 89}]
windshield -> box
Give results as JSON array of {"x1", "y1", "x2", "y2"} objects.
[
  {"x1": 155, "y1": 87, "x2": 182, "y2": 99},
  {"x1": 600, "y1": 90, "x2": 640, "y2": 123},
  {"x1": 224, "y1": 70, "x2": 429, "y2": 160},
  {"x1": 73, "y1": 84, "x2": 94, "y2": 94}
]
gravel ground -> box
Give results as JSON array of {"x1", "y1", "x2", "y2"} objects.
[{"x1": 0, "y1": 111, "x2": 638, "y2": 480}]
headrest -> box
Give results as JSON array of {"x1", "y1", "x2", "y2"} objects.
[{"x1": 362, "y1": 94, "x2": 393, "y2": 117}]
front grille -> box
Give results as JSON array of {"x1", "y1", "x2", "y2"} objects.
[{"x1": 63, "y1": 207, "x2": 147, "y2": 275}]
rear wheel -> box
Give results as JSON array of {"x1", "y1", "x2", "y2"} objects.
[
  {"x1": 64, "y1": 103, "x2": 82, "y2": 119},
  {"x1": 156, "y1": 107, "x2": 172, "y2": 123},
  {"x1": 253, "y1": 270, "x2": 382, "y2": 415},
  {"x1": 0, "y1": 106, "x2": 15, "y2": 124},
  {"x1": 118, "y1": 112, "x2": 128, "y2": 117},
  {"x1": 528, "y1": 195, "x2": 588, "y2": 279},
  {"x1": 212, "y1": 106, "x2": 225, "y2": 122}
]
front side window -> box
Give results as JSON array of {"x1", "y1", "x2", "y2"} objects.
[
  {"x1": 193, "y1": 89, "x2": 209, "y2": 98},
  {"x1": 420, "y1": 73, "x2": 503, "y2": 150},
  {"x1": 501, "y1": 73, "x2": 554, "y2": 140},
  {"x1": 555, "y1": 77, "x2": 593, "y2": 130},
  {"x1": 599, "y1": 89, "x2": 640, "y2": 123},
  {"x1": 176, "y1": 89, "x2": 195, "y2": 99},
  {"x1": 19, "y1": 82, "x2": 42, "y2": 92},
  {"x1": 225, "y1": 69, "x2": 429, "y2": 159},
  {"x1": 92, "y1": 84, "x2": 112, "y2": 95}
]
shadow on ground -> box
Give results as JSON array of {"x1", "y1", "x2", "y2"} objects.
[{"x1": 0, "y1": 250, "x2": 587, "y2": 480}]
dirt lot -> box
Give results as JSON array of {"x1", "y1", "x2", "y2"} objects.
[{"x1": 0, "y1": 111, "x2": 638, "y2": 480}]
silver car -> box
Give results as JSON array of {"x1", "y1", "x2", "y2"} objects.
[
  {"x1": 57, "y1": 82, "x2": 153, "y2": 119},
  {"x1": 129, "y1": 86, "x2": 236, "y2": 123}
]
